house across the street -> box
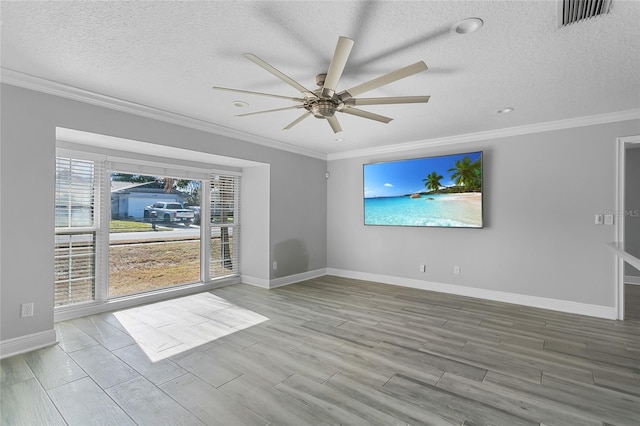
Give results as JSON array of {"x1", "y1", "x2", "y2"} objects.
[{"x1": 110, "y1": 181, "x2": 186, "y2": 219}]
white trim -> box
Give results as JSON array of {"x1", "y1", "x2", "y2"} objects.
[
  {"x1": 326, "y1": 269, "x2": 617, "y2": 320},
  {"x1": 268, "y1": 269, "x2": 328, "y2": 289},
  {"x1": 242, "y1": 269, "x2": 328, "y2": 289},
  {"x1": 201, "y1": 179, "x2": 212, "y2": 283},
  {"x1": 108, "y1": 157, "x2": 211, "y2": 180},
  {"x1": 54, "y1": 279, "x2": 238, "y2": 322},
  {"x1": 56, "y1": 148, "x2": 107, "y2": 162},
  {"x1": 328, "y1": 110, "x2": 640, "y2": 161},
  {"x1": 625, "y1": 275, "x2": 640, "y2": 285},
  {"x1": 614, "y1": 134, "x2": 640, "y2": 320},
  {"x1": 608, "y1": 243, "x2": 640, "y2": 272},
  {"x1": 241, "y1": 275, "x2": 271, "y2": 289},
  {"x1": 57, "y1": 128, "x2": 259, "y2": 172},
  {"x1": 96, "y1": 159, "x2": 110, "y2": 303},
  {"x1": 2, "y1": 68, "x2": 326, "y2": 161},
  {"x1": 0, "y1": 329, "x2": 58, "y2": 359},
  {"x1": 5, "y1": 68, "x2": 639, "y2": 163},
  {"x1": 616, "y1": 137, "x2": 626, "y2": 319}
]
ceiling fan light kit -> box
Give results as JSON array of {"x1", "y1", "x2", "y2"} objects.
[{"x1": 213, "y1": 36, "x2": 431, "y2": 134}]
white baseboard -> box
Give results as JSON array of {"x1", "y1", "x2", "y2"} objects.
[
  {"x1": 242, "y1": 269, "x2": 327, "y2": 289},
  {"x1": 326, "y1": 268, "x2": 617, "y2": 320},
  {"x1": 268, "y1": 268, "x2": 328, "y2": 289},
  {"x1": 241, "y1": 275, "x2": 270, "y2": 289},
  {"x1": 0, "y1": 329, "x2": 58, "y2": 359},
  {"x1": 624, "y1": 275, "x2": 640, "y2": 285}
]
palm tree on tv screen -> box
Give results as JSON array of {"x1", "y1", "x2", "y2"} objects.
[
  {"x1": 423, "y1": 171, "x2": 443, "y2": 193},
  {"x1": 448, "y1": 156, "x2": 481, "y2": 192}
]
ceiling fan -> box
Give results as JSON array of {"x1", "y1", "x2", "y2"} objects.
[{"x1": 212, "y1": 36, "x2": 430, "y2": 134}]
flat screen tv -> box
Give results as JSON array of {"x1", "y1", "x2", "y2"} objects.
[{"x1": 363, "y1": 151, "x2": 483, "y2": 228}]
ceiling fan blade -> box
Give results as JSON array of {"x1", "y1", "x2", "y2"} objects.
[
  {"x1": 321, "y1": 36, "x2": 355, "y2": 98},
  {"x1": 340, "y1": 61, "x2": 428, "y2": 100},
  {"x1": 327, "y1": 116, "x2": 343, "y2": 133},
  {"x1": 345, "y1": 95, "x2": 430, "y2": 106},
  {"x1": 212, "y1": 86, "x2": 305, "y2": 102},
  {"x1": 243, "y1": 53, "x2": 316, "y2": 98},
  {"x1": 340, "y1": 107, "x2": 393, "y2": 124},
  {"x1": 236, "y1": 105, "x2": 303, "y2": 117},
  {"x1": 283, "y1": 112, "x2": 312, "y2": 130}
]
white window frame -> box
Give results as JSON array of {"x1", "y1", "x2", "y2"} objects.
[
  {"x1": 208, "y1": 173, "x2": 241, "y2": 281},
  {"x1": 54, "y1": 149, "x2": 242, "y2": 321},
  {"x1": 55, "y1": 149, "x2": 108, "y2": 309}
]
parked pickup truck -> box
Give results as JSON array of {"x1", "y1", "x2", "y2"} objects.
[{"x1": 143, "y1": 202, "x2": 195, "y2": 225}]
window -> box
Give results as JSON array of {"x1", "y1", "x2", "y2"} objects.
[
  {"x1": 54, "y1": 152, "x2": 241, "y2": 311},
  {"x1": 109, "y1": 172, "x2": 202, "y2": 298},
  {"x1": 54, "y1": 156, "x2": 102, "y2": 306}
]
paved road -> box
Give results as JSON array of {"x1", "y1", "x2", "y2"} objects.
[
  {"x1": 110, "y1": 225, "x2": 200, "y2": 241},
  {"x1": 109, "y1": 225, "x2": 233, "y2": 242}
]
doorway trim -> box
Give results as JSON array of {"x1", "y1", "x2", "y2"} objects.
[{"x1": 615, "y1": 134, "x2": 640, "y2": 320}]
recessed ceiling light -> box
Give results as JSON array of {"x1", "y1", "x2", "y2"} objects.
[
  {"x1": 452, "y1": 18, "x2": 484, "y2": 35},
  {"x1": 334, "y1": 138, "x2": 344, "y2": 142},
  {"x1": 232, "y1": 101, "x2": 249, "y2": 108},
  {"x1": 496, "y1": 107, "x2": 514, "y2": 114}
]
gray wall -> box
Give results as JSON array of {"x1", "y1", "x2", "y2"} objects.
[
  {"x1": 625, "y1": 146, "x2": 640, "y2": 278},
  {"x1": 327, "y1": 120, "x2": 640, "y2": 307},
  {"x1": 240, "y1": 165, "x2": 271, "y2": 282},
  {"x1": 0, "y1": 84, "x2": 327, "y2": 342}
]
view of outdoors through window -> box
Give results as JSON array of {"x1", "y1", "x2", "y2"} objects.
[{"x1": 109, "y1": 173, "x2": 201, "y2": 297}]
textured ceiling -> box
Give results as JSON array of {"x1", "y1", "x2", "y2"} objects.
[{"x1": 1, "y1": 1, "x2": 639, "y2": 156}]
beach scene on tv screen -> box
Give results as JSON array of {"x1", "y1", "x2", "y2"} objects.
[{"x1": 364, "y1": 152, "x2": 482, "y2": 227}]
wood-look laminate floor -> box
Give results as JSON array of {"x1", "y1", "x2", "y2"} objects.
[
  {"x1": 626, "y1": 284, "x2": 640, "y2": 321},
  {"x1": 2, "y1": 276, "x2": 640, "y2": 425}
]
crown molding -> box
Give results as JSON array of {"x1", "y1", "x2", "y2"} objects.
[
  {"x1": 3, "y1": 68, "x2": 638, "y2": 163},
  {"x1": 0, "y1": 68, "x2": 327, "y2": 161},
  {"x1": 327, "y1": 108, "x2": 640, "y2": 161}
]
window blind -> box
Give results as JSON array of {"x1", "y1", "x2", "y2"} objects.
[
  {"x1": 54, "y1": 157, "x2": 102, "y2": 306},
  {"x1": 54, "y1": 233, "x2": 96, "y2": 306},
  {"x1": 210, "y1": 174, "x2": 239, "y2": 279},
  {"x1": 55, "y1": 157, "x2": 96, "y2": 228}
]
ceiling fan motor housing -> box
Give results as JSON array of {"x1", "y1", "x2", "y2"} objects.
[{"x1": 307, "y1": 98, "x2": 338, "y2": 118}]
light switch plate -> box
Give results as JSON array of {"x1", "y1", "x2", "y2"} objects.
[{"x1": 604, "y1": 214, "x2": 614, "y2": 225}]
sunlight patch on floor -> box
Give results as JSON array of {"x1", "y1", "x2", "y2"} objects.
[{"x1": 112, "y1": 292, "x2": 268, "y2": 362}]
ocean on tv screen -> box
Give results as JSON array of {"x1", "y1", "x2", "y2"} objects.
[{"x1": 364, "y1": 192, "x2": 482, "y2": 227}]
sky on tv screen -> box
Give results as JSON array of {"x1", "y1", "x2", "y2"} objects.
[{"x1": 364, "y1": 152, "x2": 482, "y2": 199}]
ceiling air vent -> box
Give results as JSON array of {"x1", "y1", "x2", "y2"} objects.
[{"x1": 558, "y1": 0, "x2": 612, "y2": 27}]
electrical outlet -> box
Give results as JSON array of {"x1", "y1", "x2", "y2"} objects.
[
  {"x1": 419, "y1": 264, "x2": 426, "y2": 272},
  {"x1": 272, "y1": 261, "x2": 278, "y2": 271},
  {"x1": 595, "y1": 214, "x2": 604, "y2": 225},
  {"x1": 453, "y1": 266, "x2": 461, "y2": 275},
  {"x1": 21, "y1": 302, "x2": 34, "y2": 318}
]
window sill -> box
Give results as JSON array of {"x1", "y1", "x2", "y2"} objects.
[{"x1": 54, "y1": 277, "x2": 241, "y2": 322}]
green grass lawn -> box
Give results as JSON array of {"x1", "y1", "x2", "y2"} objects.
[{"x1": 110, "y1": 219, "x2": 173, "y2": 233}]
